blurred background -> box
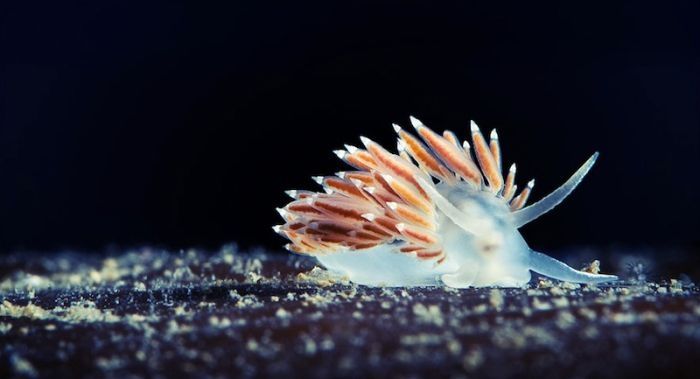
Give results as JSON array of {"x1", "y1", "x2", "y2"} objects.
[{"x1": 0, "y1": 1, "x2": 698, "y2": 254}]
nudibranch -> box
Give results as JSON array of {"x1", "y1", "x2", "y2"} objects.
[{"x1": 274, "y1": 117, "x2": 618, "y2": 288}]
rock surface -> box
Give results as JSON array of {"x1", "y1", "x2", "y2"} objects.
[{"x1": 0, "y1": 246, "x2": 699, "y2": 378}]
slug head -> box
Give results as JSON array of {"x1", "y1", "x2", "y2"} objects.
[{"x1": 438, "y1": 183, "x2": 532, "y2": 287}]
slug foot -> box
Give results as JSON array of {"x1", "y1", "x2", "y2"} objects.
[{"x1": 441, "y1": 264, "x2": 480, "y2": 288}]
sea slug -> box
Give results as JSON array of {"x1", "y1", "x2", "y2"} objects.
[{"x1": 274, "y1": 117, "x2": 617, "y2": 287}]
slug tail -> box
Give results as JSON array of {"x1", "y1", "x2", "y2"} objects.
[
  {"x1": 528, "y1": 250, "x2": 618, "y2": 284},
  {"x1": 511, "y1": 152, "x2": 598, "y2": 228}
]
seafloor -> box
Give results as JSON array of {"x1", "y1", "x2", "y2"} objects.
[{"x1": 0, "y1": 246, "x2": 699, "y2": 379}]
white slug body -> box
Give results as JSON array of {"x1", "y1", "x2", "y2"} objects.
[{"x1": 275, "y1": 117, "x2": 617, "y2": 287}]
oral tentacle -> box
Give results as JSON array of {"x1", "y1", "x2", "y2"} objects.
[
  {"x1": 528, "y1": 249, "x2": 618, "y2": 284},
  {"x1": 413, "y1": 176, "x2": 491, "y2": 236}
]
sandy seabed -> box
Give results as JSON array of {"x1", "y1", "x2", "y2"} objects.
[{"x1": 0, "y1": 245, "x2": 699, "y2": 378}]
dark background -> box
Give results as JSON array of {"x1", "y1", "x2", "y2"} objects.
[{"x1": 0, "y1": 1, "x2": 698, "y2": 253}]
